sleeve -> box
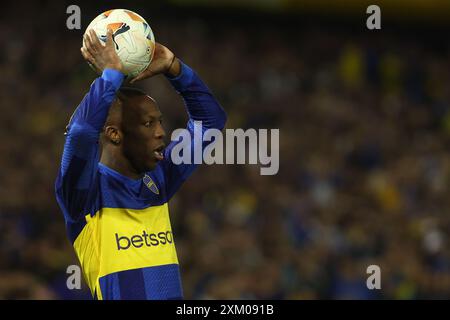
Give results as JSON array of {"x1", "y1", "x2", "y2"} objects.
[
  {"x1": 156, "y1": 61, "x2": 227, "y2": 200},
  {"x1": 55, "y1": 69, "x2": 124, "y2": 223}
]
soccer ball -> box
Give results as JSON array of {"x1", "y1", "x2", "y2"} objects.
[{"x1": 84, "y1": 9, "x2": 155, "y2": 78}]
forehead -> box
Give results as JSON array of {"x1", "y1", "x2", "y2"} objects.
[{"x1": 123, "y1": 95, "x2": 161, "y2": 119}]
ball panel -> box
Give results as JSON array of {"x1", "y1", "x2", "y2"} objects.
[
  {"x1": 124, "y1": 10, "x2": 145, "y2": 22},
  {"x1": 102, "y1": 10, "x2": 113, "y2": 17},
  {"x1": 83, "y1": 9, "x2": 156, "y2": 77}
]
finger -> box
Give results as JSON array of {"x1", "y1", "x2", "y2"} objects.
[
  {"x1": 89, "y1": 29, "x2": 103, "y2": 50},
  {"x1": 105, "y1": 28, "x2": 114, "y2": 48},
  {"x1": 80, "y1": 47, "x2": 88, "y2": 60},
  {"x1": 83, "y1": 33, "x2": 92, "y2": 50},
  {"x1": 83, "y1": 34, "x2": 95, "y2": 54},
  {"x1": 84, "y1": 35, "x2": 98, "y2": 57},
  {"x1": 81, "y1": 47, "x2": 98, "y2": 72},
  {"x1": 129, "y1": 72, "x2": 148, "y2": 84},
  {"x1": 81, "y1": 47, "x2": 101, "y2": 74},
  {"x1": 80, "y1": 47, "x2": 94, "y2": 63},
  {"x1": 130, "y1": 72, "x2": 154, "y2": 83}
]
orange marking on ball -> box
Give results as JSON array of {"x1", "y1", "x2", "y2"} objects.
[
  {"x1": 103, "y1": 10, "x2": 113, "y2": 17},
  {"x1": 125, "y1": 10, "x2": 144, "y2": 22},
  {"x1": 107, "y1": 22, "x2": 124, "y2": 34}
]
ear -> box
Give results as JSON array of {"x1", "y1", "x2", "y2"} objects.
[{"x1": 104, "y1": 125, "x2": 121, "y2": 145}]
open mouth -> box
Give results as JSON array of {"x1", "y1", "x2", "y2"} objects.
[{"x1": 153, "y1": 145, "x2": 165, "y2": 161}]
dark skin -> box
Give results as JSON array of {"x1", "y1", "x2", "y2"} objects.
[{"x1": 81, "y1": 29, "x2": 181, "y2": 179}]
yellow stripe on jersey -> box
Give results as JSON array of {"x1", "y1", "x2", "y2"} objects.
[{"x1": 73, "y1": 203, "x2": 179, "y2": 297}]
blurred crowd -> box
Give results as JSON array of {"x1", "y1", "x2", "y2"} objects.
[{"x1": 0, "y1": 2, "x2": 449, "y2": 299}]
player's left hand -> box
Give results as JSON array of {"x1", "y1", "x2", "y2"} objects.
[{"x1": 130, "y1": 43, "x2": 180, "y2": 83}]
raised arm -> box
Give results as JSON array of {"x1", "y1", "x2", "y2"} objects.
[
  {"x1": 55, "y1": 29, "x2": 124, "y2": 227},
  {"x1": 159, "y1": 60, "x2": 226, "y2": 198},
  {"x1": 131, "y1": 43, "x2": 226, "y2": 200}
]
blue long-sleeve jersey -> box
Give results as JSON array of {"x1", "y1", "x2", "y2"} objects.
[{"x1": 55, "y1": 62, "x2": 226, "y2": 300}]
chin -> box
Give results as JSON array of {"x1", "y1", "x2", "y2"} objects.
[{"x1": 144, "y1": 161, "x2": 158, "y2": 172}]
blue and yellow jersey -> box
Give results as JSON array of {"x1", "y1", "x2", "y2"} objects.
[{"x1": 55, "y1": 62, "x2": 226, "y2": 300}]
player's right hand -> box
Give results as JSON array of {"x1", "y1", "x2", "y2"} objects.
[{"x1": 81, "y1": 29, "x2": 124, "y2": 74}]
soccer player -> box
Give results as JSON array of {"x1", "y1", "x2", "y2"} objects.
[{"x1": 55, "y1": 29, "x2": 226, "y2": 300}]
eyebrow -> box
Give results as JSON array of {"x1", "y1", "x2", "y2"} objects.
[{"x1": 147, "y1": 114, "x2": 163, "y2": 120}]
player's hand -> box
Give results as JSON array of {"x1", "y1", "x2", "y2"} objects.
[
  {"x1": 81, "y1": 29, "x2": 124, "y2": 74},
  {"x1": 130, "y1": 43, "x2": 181, "y2": 83}
]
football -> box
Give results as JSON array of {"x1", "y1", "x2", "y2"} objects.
[{"x1": 84, "y1": 9, "x2": 155, "y2": 78}]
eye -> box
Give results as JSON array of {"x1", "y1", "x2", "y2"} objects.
[{"x1": 144, "y1": 121, "x2": 153, "y2": 127}]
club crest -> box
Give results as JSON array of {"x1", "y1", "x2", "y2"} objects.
[{"x1": 143, "y1": 174, "x2": 159, "y2": 195}]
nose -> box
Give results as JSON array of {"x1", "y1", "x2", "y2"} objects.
[{"x1": 155, "y1": 121, "x2": 166, "y2": 139}]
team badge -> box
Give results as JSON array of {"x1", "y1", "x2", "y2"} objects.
[{"x1": 143, "y1": 174, "x2": 159, "y2": 195}]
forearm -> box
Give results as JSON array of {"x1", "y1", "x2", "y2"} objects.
[
  {"x1": 67, "y1": 69, "x2": 124, "y2": 132},
  {"x1": 166, "y1": 61, "x2": 227, "y2": 130},
  {"x1": 59, "y1": 69, "x2": 124, "y2": 187}
]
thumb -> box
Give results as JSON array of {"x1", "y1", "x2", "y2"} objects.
[
  {"x1": 130, "y1": 70, "x2": 150, "y2": 83},
  {"x1": 129, "y1": 75, "x2": 141, "y2": 84}
]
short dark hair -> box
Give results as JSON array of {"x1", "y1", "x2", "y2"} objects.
[
  {"x1": 102, "y1": 87, "x2": 149, "y2": 127},
  {"x1": 116, "y1": 86, "x2": 148, "y2": 102}
]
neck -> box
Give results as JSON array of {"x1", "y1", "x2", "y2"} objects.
[{"x1": 100, "y1": 148, "x2": 143, "y2": 180}]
